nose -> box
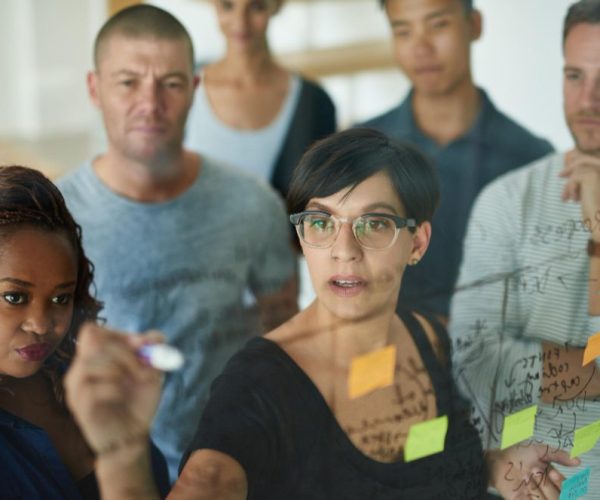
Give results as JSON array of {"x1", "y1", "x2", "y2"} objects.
[
  {"x1": 232, "y1": 6, "x2": 250, "y2": 31},
  {"x1": 411, "y1": 27, "x2": 434, "y2": 58},
  {"x1": 138, "y1": 81, "x2": 164, "y2": 115},
  {"x1": 21, "y1": 302, "x2": 53, "y2": 336},
  {"x1": 330, "y1": 222, "x2": 362, "y2": 262},
  {"x1": 581, "y1": 77, "x2": 600, "y2": 109}
]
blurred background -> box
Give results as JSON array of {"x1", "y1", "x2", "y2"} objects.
[{"x1": 0, "y1": 0, "x2": 574, "y2": 180}]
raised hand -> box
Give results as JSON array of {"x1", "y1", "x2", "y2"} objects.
[
  {"x1": 64, "y1": 323, "x2": 164, "y2": 457},
  {"x1": 487, "y1": 442, "x2": 581, "y2": 499},
  {"x1": 560, "y1": 149, "x2": 600, "y2": 231}
]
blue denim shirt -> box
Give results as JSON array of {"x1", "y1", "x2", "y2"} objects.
[
  {"x1": 0, "y1": 408, "x2": 170, "y2": 499},
  {"x1": 360, "y1": 89, "x2": 554, "y2": 317}
]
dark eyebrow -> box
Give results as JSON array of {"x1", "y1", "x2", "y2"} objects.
[
  {"x1": 305, "y1": 202, "x2": 400, "y2": 214},
  {"x1": 109, "y1": 70, "x2": 189, "y2": 81},
  {"x1": 390, "y1": 8, "x2": 454, "y2": 28},
  {"x1": 0, "y1": 278, "x2": 76, "y2": 290},
  {"x1": 110, "y1": 70, "x2": 139, "y2": 78},
  {"x1": 363, "y1": 203, "x2": 400, "y2": 214}
]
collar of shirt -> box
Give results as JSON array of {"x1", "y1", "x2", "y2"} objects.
[{"x1": 397, "y1": 87, "x2": 494, "y2": 155}]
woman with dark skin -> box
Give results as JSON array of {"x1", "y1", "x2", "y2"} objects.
[
  {"x1": 0, "y1": 166, "x2": 168, "y2": 499},
  {"x1": 66, "y1": 130, "x2": 580, "y2": 500}
]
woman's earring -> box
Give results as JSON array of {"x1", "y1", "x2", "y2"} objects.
[{"x1": 409, "y1": 257, "x2": 420, "y2": 266}]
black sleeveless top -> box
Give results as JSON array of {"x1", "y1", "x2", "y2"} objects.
[{"x1": 183, "y1": 311, "x2": 487, "y2": 499}]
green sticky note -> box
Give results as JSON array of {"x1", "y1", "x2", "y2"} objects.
[
  {"x1": 404, "y1": 415, "x2": 448, "y2": 462},
  {"x1": 571, "y1": 419, "x2": 600, "y2": 458},
  {"x1": 501, "y1": 405, "x2": 537, "y2": 450}
]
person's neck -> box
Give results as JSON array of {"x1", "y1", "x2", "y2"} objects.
[
  {"x1": 0, "y1": 372, "x2": 55, "y2": 416},
  {"x1": 412, "y1": 79, "x2": 481, "y2": 146},
  {"x1": 309, "y1": 301, "x2": 397, "y2": 367},
  {"x1": 217, "y1": 42, "x2": 279, "y2": 85},
  {"x1": 93, "y1": 148, "x2": 199, "y2": 203}
]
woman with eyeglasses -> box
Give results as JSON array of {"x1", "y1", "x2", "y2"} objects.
[{"x1": 65, "y1": 129, "x2": 579, "y2": 500}]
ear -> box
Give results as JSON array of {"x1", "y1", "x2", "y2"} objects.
[
  {"x1": 410, "y1": 221, "x2": 432, "y2": 263},
  {"x1": 469, "y1": 9, "x2": 482, "y2": 42},
  {"x1": 193, "y1": 73, "x2": 201, "y2": 90},
  {"x1": 87, "y1": 71, "x2": 101, "y2": 108}
]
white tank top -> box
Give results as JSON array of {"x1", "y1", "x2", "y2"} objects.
[{"x1": 185, "y1": 73, "x2": 302, "y2": 182}]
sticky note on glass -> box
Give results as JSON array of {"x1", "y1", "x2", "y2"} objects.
[
  {"x1": 583, "y1": 331, "x2": 600, "y2": 366},
  {"x1": 404, "y1": 415, "x2": 448, "y2": 462},
  {"x1": 559, "y1": 467, "x2": 591, "y2": 500},
  {"x1": 501, "y1": 405, "x2": 537, "y2": 450},
  {"x1": 571, "y1": 419, "x2": 600, "y2": 458},
  {"x1": 347, "y1": 345, "x2": 396, "y2": 399}
]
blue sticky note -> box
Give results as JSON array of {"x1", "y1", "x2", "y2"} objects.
[{"x1": 560, "y1": 467, "x2": 591, "y2": 500}]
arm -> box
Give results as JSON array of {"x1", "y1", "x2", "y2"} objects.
[
  {"x1": 169, "y1": 450, "x2": 247, "y2": 500},
  {"x1": 66, "y1": 325, "x2": 251, "y2": 500},
  {"x1": 64, "y1": 324, "x2": 164, "y2": 500},
  {"x1": 250, "y1": 188, "x2": 299, "y2": 332},
  {"x1": 257, "y1": 271, "x2": 299, "y2": 332},
  {"x1": 486, "y1": 443, "x2": 579, "y2": 500},
  {"x1": 550, "y1": 149, "x2": 600, "y2": 393}
]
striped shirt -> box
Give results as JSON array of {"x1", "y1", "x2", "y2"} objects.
[{"x1": 450, "y1": 152, "x2": 600, "y2": 497}]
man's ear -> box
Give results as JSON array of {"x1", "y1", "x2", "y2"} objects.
[
  {"x1": 469, "y1": 9, "x2": 483, "y2": 42},
  {"x1": 410, "y1": 221, "x2": 432, "y2": 264},
  {"x1": 87, "y1": 71, "x2": 101, "y2": 108}
]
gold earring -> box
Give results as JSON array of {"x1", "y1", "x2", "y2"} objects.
[{"x1": 409, "y1": 258, "x2": 420, "y2": 266}]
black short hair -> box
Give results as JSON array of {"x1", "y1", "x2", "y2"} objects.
[
  {"x1": 94, "y1": 4, "x2": 194, "y2": 69},
  {"x1": 563, "y1": 0, "x2": 600, "y2": 44},
  {"x1": 287, "y1": 128, "x2": 439, "y2": 226},
  {"x1": 379, "y1": 0, "x2": 473, "y2": 14}
]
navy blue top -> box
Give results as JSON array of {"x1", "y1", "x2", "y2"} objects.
[
  {"x1": 360, "y1": 89, "x2": 554, "y2": 317},
  {"x1": 0, "y1": 407, "x2": 171, "y2": 499}
]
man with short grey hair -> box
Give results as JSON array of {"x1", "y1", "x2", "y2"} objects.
[{"x1": 58, "y1": 4, "x2": 297, "y2": 482}]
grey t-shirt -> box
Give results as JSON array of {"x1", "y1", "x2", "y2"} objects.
[{"x1": 58, "y1": 157, "x2": 295, "y2": 481}]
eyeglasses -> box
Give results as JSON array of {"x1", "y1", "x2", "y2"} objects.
[{"x1": 289, "y1": 210, "x2": 417, "y2": 250}]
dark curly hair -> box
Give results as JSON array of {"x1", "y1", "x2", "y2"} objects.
[{"x1": 0, "y1": 166, "x2": 102, "y2": 408}]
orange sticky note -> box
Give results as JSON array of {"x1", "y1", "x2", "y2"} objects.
[
  {"x1": 348, "y1": 345, "x2": 396, "y2": 399},
  {"x1": 583, "y1": 332, "x2": 600, "y2": 366}
]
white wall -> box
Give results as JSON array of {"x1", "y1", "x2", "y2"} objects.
[
  {"x1": 0, "y1": 0, "x2": 578, "y2": 157},
  {"x1": 151, "y1": 0, "x2": 574, "y2": 150},
  {"x1": 473, "y1": 0, "x2": 573, "y2": 150},
  {"x1": 0, "y1": 0, "x2": 104, "y2": 139}
]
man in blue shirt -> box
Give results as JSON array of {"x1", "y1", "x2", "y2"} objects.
[{"x1": 361, "y1": 0, "x2": 553, "y2": 320}]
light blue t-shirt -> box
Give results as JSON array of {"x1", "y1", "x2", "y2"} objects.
[{"x1": 58, "y1": 157, "x2": 295, "y2": 481}]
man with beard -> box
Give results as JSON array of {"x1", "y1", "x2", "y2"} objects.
[{"x1": 451, "y1": 0, "x2": 600, "y2": 496}]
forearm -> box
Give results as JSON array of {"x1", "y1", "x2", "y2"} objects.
[
  {"x1": 589, "y1": 245, "x2": 600, "y2": 315},
  {"x1": 96, "y1": 441, "x2": 160, "y2": 500},
  {"x1": 258, "y1": 273, "x2": 299, "y2": 332}
]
